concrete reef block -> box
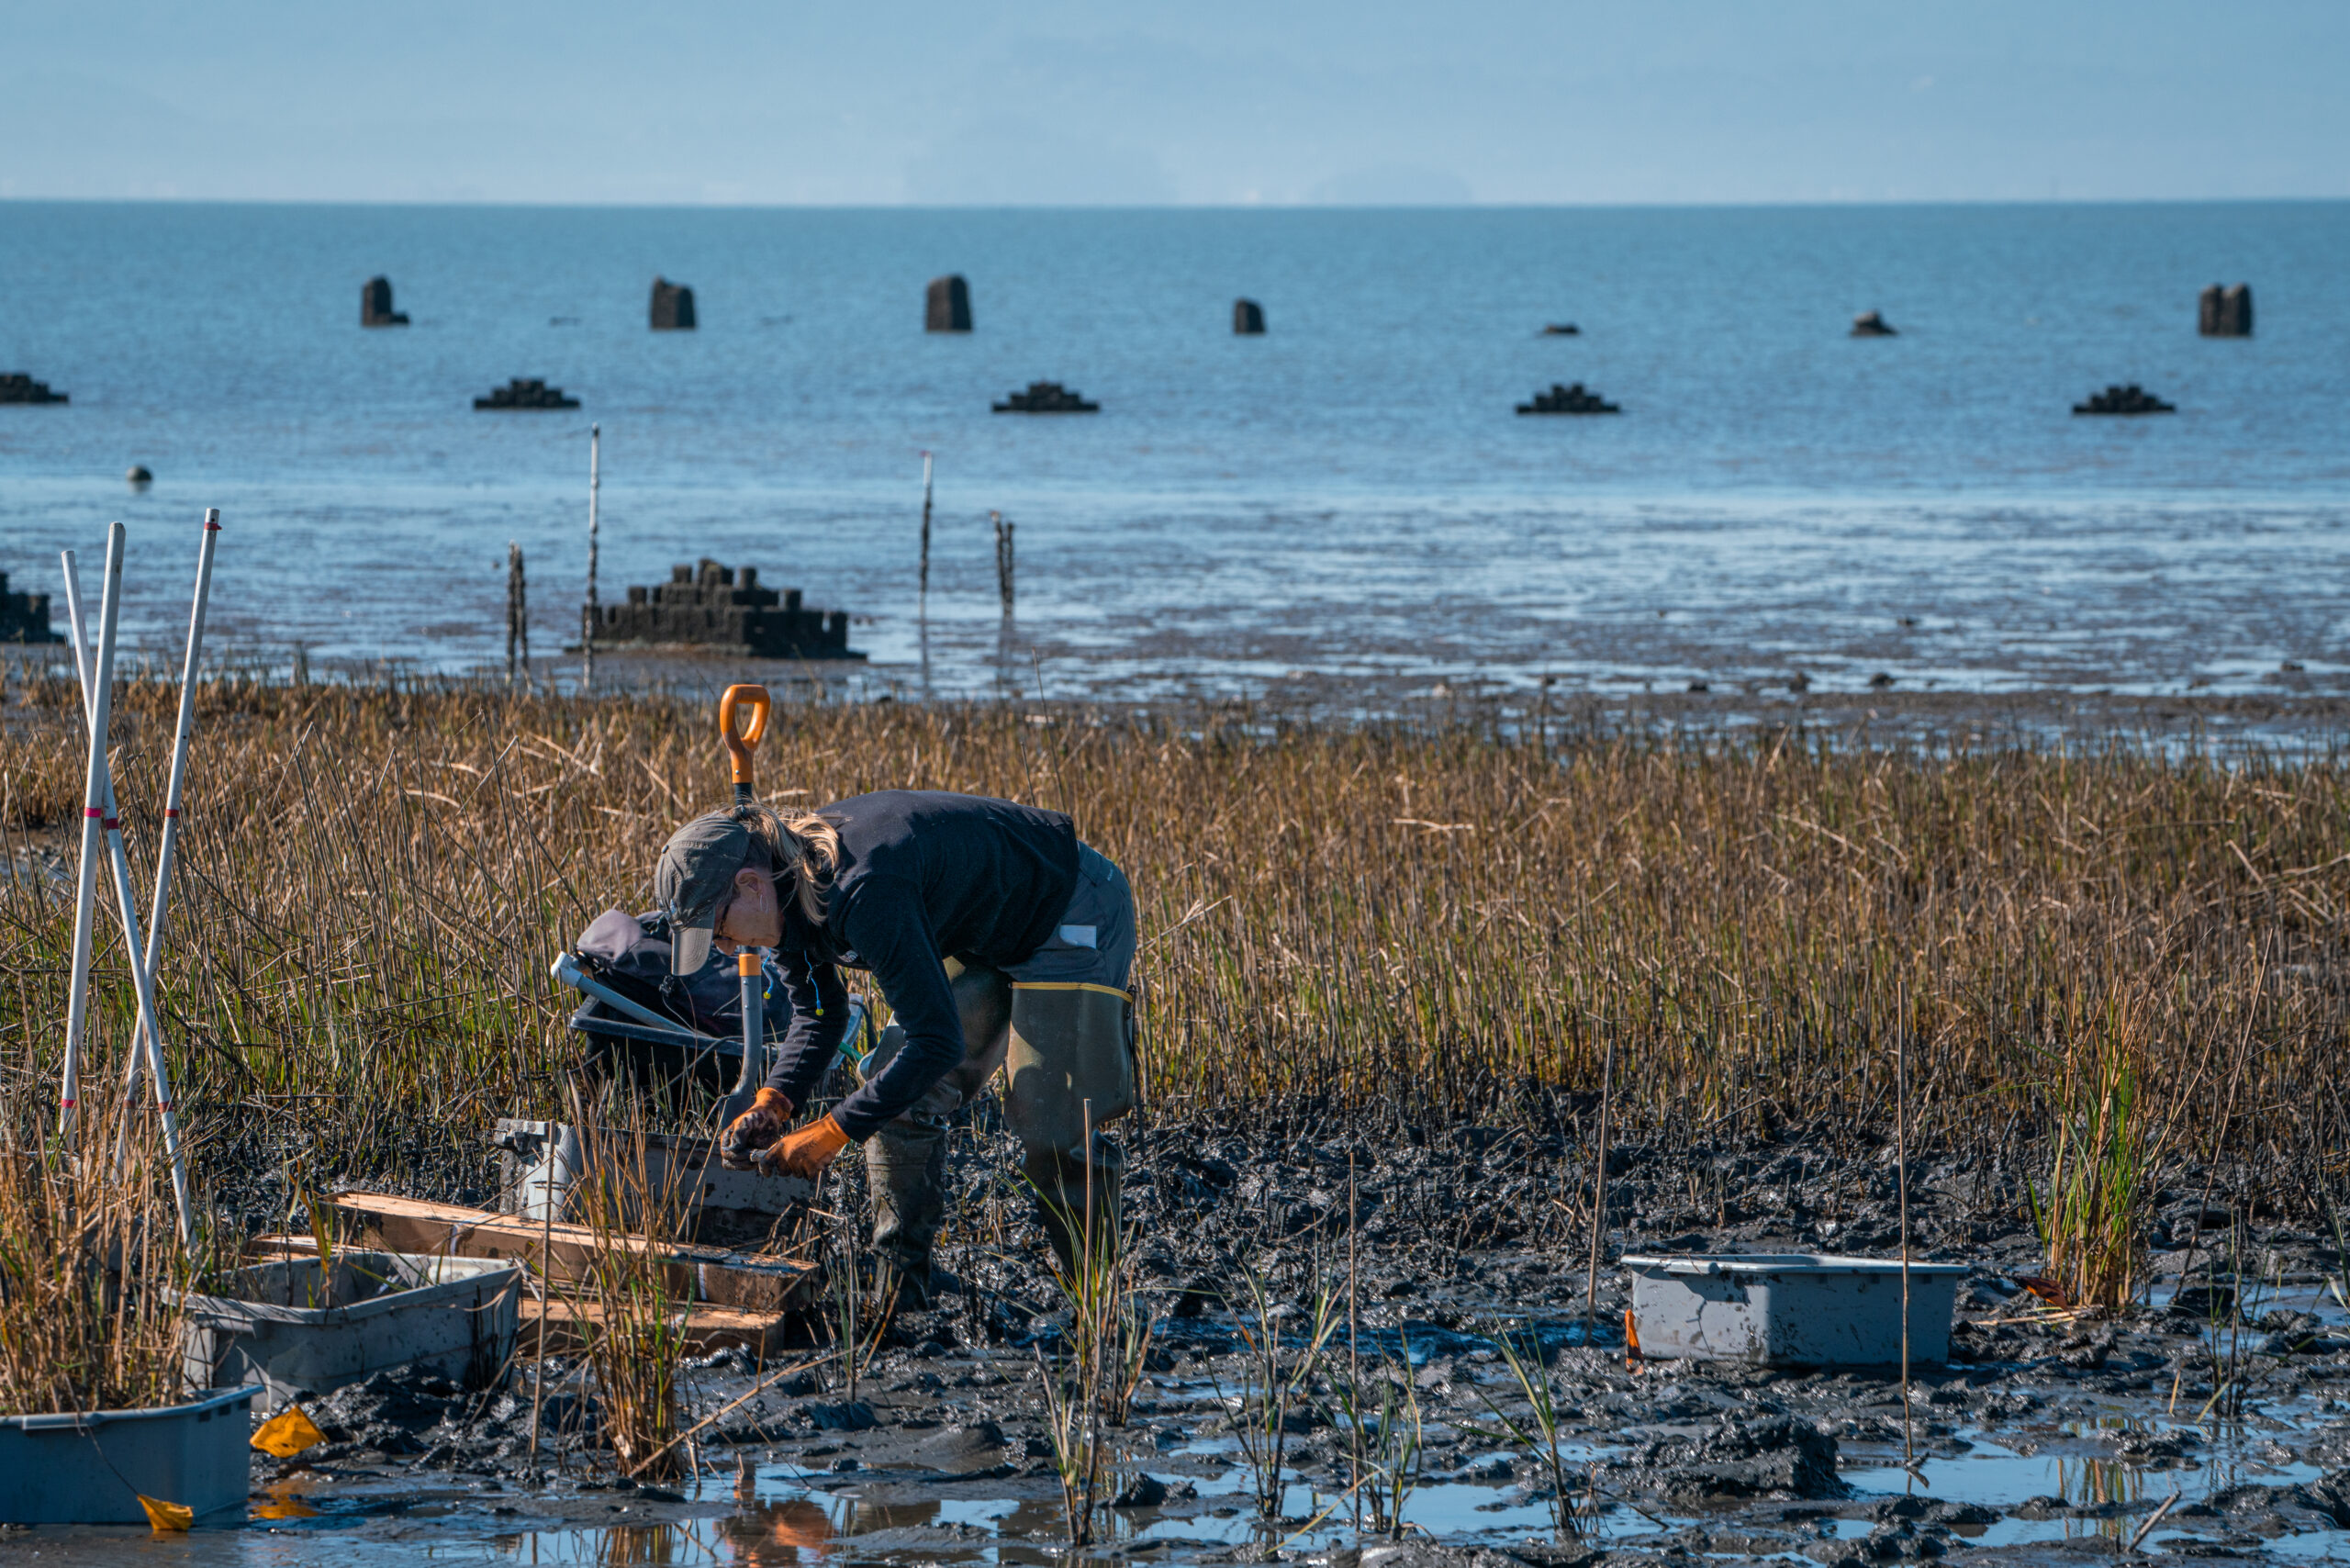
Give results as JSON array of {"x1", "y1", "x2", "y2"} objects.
[
  {"x1": 2199, "y1": 283, "x2": 2253, "y2": 337},
  {"x1": 651, "y1": 277, "x2": 697, "y2": 330},
  {"x1": 0, "y1": 373, "x2": 67, "y2": 405},
  {"x1": 596, "y1": 557, "x2": 864, "y2": 660},
  {"x1": 0, "y1": 572, "x2": 63, "y2": 644},
  {"x1": 362, "y1": 276, "x2": 409, "y2": 327},
  {"x1": 474, "y1": 378, "x2": 580, "y2": 410},
  {"x1": 1516, "y1": 382, "x2": 1620, "y2": 415},
  {"x1": 2074, "y1": 383, "x2": 2175, "y2": 415},
  {"x1": 1233, "y1": 298, "x2": 1265, "y2": 335},
  {"x1": 926, "y1": 274, "x2": 972, "y2": 332},
  {"x1": 1851, "y1": 309, "x2": 1897, "y2": 337},
  {"x1": 992, "y1": 380, "x2": 1098, "y2": 413}
]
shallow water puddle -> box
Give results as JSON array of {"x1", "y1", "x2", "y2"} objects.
[
  {"x1": 468, "y1": 1447, "x2": 1652, "y2": 1565},
  {"x1": 1840, "y1": 1411, "x2": 2350, "y2": 1557}
]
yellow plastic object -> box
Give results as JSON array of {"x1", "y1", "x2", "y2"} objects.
[
  {"x1": 140, "y1": 1495, "x2": 194, "y2": 1531},
  {"x1": 251, "y1": 1405, "x2": 328, "y2": 1458}
]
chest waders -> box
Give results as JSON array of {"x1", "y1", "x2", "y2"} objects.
[
  {"x1": 861, "y1": 967, "x2": 1136, "y2": 1302},
  {"x1": 1004, "y1": 979, "x2": 1137, "y2": 1276}
]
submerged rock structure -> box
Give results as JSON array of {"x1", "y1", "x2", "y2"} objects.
[
  {"x1": 1516, "y1": 382, "x2": 1620, "y2": 415},
  {"x1": 0, "y1": 572, "x2": 62, "y2": 643},
  {"x1": 362, "y1": 276, "x2": 409, "y2": 327},
  {"x1": 650, "y1": 277, "x2": 697, "y2": 330},
  {"x1": 594, "y1": 559, "x2": 862, "y2": 660},
  {"x1": 1851, "y1": 309, "x2": 1897, "y2": 337},
  {"x1": 926, "y1": 274, "x2": 972, "y2": 332},
  {"x1": 2199, "y1": 283, "x2": 2253, "y2": 337},
  {"x1": 993, "y1": 380, "x2": 1098, "y2": 413},
  {"x1": 0, "y1": 373, "x2": 67, "y2": 405},
  {"x1": 1233, "y1": 298, "x2": 1265, "y2": 335},
  {"x1": 474, "y1": 378, "x2": 580, "y2": 410},
  {"x1": 2074, "y1": 383, "x2": 2176, "y2": 416}
]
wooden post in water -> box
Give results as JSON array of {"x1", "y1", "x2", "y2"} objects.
[
  {"x1": 583, "y1": 424, "x2": 600, "y2": 692},
  {"x1": 992, "y1": 511, "x2": 1013, "y2": 615},
  {"x1": 506, "y1": 543, "x2": 528, "y2": 685},
  {"x1": 918, "y1": 451, "x2": 934, "y2": 598}
]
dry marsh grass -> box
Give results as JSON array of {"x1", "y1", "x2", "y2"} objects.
[
  {"x1": 2, "y1": 674, "x2": 2344, "y2": 1213},
  {"x1": 0, "y1": 1085, "x2": 197, "y2": 1416}
]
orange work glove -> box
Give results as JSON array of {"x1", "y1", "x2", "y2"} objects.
[
  {"x1": 761, "y1": 1112, "x2": 851, "y2": 1179},
  {"x1": 719, "y1": 1087, "x2": 794, "y2": 1170}
]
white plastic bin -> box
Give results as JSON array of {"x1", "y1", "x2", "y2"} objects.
[
  {"x1": 1622, "y1": 1252, "x2": 1969, "y2": 1366},
  {"x1": 176, "y1": 1250, "x2": 521, "y2": 1400},
  {"x1": 0, "y1": 1384, "x2": 255, "y2": 1524}
]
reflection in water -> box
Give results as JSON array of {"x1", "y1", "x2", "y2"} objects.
[
  {"x1": 719, "y1": 1498, "x2": 836, "y2": 1563},
  {"x1": 494, "y1": 1520, "x2": 719, "y2": 1564},
  {"x1": 252, "y1": 1480, "x2": 319, "y2": 1521}
]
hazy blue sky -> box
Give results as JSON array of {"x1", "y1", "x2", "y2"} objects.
[{"x1": 6, "y1": 2, "x2": 2344, "y2": 205}]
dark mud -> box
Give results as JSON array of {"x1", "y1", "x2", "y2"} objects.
[{"x1": 17, "y1": 1111, "x2": 2350, "y2": 1562}]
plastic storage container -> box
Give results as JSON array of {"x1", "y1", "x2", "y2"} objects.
[
  {"x1": 177, "y1": 1250, "x2": 521, "y2": 1400},
  {"x1": 0, "y1": 1384, "x2": 256, "y2": 1523},
  {"x1": 1622, "y1": 1252, "x2": 1969, "y2": 1366}
]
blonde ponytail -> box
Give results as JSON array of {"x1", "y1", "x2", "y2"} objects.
[{"x1": 733, "y1": 803, "x2": 843, "y2": 924}]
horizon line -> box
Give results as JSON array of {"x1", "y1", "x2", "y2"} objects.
[{"x1": 4, "y1": 194, "x2": 2345, "y2": 213}]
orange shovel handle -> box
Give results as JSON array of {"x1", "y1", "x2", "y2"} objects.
[{"x1": 721, "y1": 684, "x2": 771, "y2": 799}]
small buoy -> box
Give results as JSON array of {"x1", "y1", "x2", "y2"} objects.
[{"x1": 126, "y1": 465, "x2": 153, "y2": 486}]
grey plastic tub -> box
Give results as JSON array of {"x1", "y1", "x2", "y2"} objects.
[
  {"x1": 177, "y1": 1250, "x2": 521, "y2": 1400},
  {"x1": 1622, "y1": 1252, "x2": 1970, "y2": 1367},
  {"x1": 0, "y1": 1383, "x2": 255, "y2": 1523}
]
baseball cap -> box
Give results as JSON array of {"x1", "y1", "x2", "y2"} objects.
[{"x1": 655, "y1": 811, "x2": 755, "y2": 974}]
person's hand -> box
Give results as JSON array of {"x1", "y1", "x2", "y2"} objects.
[
  {"x1": 759, "y1": 1113, "x2": 851, "y2": 1179},
  {"x1": 719, "y1": 1087, "x2": 794, "y2": 1170}
]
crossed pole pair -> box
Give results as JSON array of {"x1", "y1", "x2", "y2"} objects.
[{"x1": 54, "y1": 512, "x2": 219, "y2": 1242}]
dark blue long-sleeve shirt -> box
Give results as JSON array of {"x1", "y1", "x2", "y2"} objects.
[{"x1": 762, "y1": 790, "x2": 1080, "y2": 1140}]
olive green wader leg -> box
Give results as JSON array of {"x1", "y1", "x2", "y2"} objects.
[
  {"x1": 863, "y1": 965, "x2": 1012, "y2": 1305},
  {"x1": 1004, "y1": 981, "x2": 1137, "y2": 1278}
]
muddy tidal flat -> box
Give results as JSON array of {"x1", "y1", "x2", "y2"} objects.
[{"x1": 12, "y1": 1113, "x2": 2350, "y2": 1565}]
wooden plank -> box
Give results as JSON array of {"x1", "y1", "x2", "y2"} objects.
[
  {"x1": 519, "y1": 1298, "x2": 796, "y2": 1358},
  {"x1": 331, "y1": 1190, "x2": 821, "y2": 1311}
]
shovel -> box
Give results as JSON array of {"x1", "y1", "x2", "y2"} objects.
[{"x1": 714, "y1": 684, "x2": 774, "y2": 1140}]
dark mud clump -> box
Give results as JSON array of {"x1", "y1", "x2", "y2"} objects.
[{"x1": 1624, "y1": 1414, "x2": 1841, "y2": 1500}]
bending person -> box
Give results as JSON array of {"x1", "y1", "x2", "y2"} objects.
[{"x1": 655, "y1": 790, "x2": 1136, "y2": 1301}]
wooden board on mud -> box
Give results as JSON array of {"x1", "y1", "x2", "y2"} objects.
[{"x1": 327, "y1": 1190, "x2": 822, "y2": 1311}]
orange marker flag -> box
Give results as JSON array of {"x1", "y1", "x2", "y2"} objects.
[
  {"x1": 252, "y1": 1405, "x2": 328, "y2": 1458},
  {"x1": 139, "y1": 1495, "x2": 194, "y2": 1530}
]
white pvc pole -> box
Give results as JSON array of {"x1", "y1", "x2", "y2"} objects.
[
  {"x1": 57, "y1": 530, "x2": 124, "y2": 1147},
  {"x1": 107, "y1": 512, "x2": 218, "y2": 1194},
  {"x1": 129, "y1": 510, "x2": 218, "y2": 1058}
]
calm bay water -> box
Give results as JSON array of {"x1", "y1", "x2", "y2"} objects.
[{"x1": 1, "y1": 202, "x2": 2345, "y2": 702}]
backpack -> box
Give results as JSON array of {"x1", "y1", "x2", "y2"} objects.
[{"x1": 573, "y1": 908, "x2": 780, "y2": 1037}]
